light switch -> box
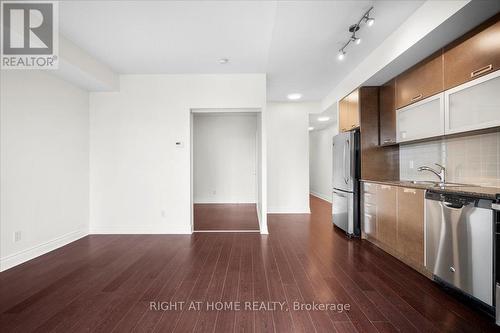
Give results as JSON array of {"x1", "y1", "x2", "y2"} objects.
[{"x1": 175, "y1": 141, "x2": 184, "y2": 148}]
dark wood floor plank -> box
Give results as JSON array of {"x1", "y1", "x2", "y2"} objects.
[
  {"x1": 39, "y1": 236, "x2": 158, "y2": 333},
  {"x1": 171, "y1": 234, "x2": 227, "y2": 333},
  {"x1": 143, "y1": 234, "x2": 218, "y2": 332},
  {"x1": 192, "y1": 234, "x2": 235, "y2": 333},
  {"x1": 2, "y1": 235, "x2": 148, "y2": 332},
  {"x1": 262, "y1": 236, "x2": 295, "y2": 332},
  {"x1": 213, "y1": 234, "x2": 243, "y2": 332},
  {"x1": 110, "y1": 235, "x2": 206, "y2": 332},
  {"x1": 0, "y1": 195, "x2": 497, "y2": 332},
  {"x1": 152, "y1": 234, "x2": 222, "y2": 332},
  {"x1": 251, "y1": 236, "x2": 276, "y2": 333},
  {"x1": 277, "y1": 236, "x2": 337, "y2": 332},
  {"x1": 234, "y1": 236, "x2": 255, "y2": 333},
  {"x1": 0, "y1": 235, "x2": 119, "y2": 313},
  {"x1": 194, "y1": 203, "x2": 260, "y2": 230}
]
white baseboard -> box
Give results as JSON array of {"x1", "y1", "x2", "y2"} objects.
[
  {"x1": 267, "y1": 206, "x2": 311, "y2": 214},
  {"x1": 310, "y1": 191, "x2": 332, "y2": 203},
  {"x1": 0, "y1": 228, "x2": 88, "y2": 272},
  {"x1": 90, "y1": 225, "x2": 192, "y2": 234},
  {"x1": 193, "y1": 201, "x2": 257, "y2": 204}
]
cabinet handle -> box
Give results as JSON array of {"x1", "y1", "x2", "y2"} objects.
[
  {"x1": 403, "y1": 188, "x2": 416, "y2": 194},
  {"x1": 351, "y1": 124, "x2": 356, "y2": 128},
  {"x1": 381, "y1": 185, "x2": 391, "y2": 190},
  {"x1": 471, "y1": 64, "x2": 493, "y2": 78},
  {"x1": 383, "y1": 139, "x2": 394, "y2": 144},
  {"x1": 411, "y1": 94, "x2": 423, "y2": 102}
]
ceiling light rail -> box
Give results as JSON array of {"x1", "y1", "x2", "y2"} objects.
[{"x1": 337, "y1": 6, "x2": 375, "y2": 60}]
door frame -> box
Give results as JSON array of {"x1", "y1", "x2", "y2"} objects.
[{"x1": 189, "y1": 108, "x2": 267, "y2": 234}]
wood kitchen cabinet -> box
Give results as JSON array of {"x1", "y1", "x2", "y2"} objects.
[
  {"x1": 375, "y1": 184, "x2": 398, "y2": 250},
  {"x1": 396, "y1": 93, "x2": 444, "y2": 143},
  {"x1": 395, "y1": 50, "x2": 444, "y2": 109},
  {"x1": 396, "y1": 187, "x2": 424, "y2": 267},
  {"x1": 444, "y1": 16, "x2": 500, "y2": 90},
  {"x1": 339, "y1": 89, "x2": 359, "y2": 132},
  {"x1": 361, "y1": 182, "x2": 427, "y2": 276},
  {"x1": 379, "y1": 79, "x2": 396, "y2": 145},
  {"x1": 361, "y1": 182, "x2": 377, "y2": 240}
]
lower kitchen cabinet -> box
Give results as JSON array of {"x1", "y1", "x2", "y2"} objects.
[
  {"x1": 361, "y1": 182, "x2": 377, "y2": 240},
  {"x1": 361, "y1": 182, "x2": 427, "y2": 275},
  {"x1": 396, "y1": 187, "x2": 424, "y2": 267},
  {"x1": 376, "y1": 185, "x2": 398, "y2": 250}
]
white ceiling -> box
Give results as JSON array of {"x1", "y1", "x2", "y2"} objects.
[{"x1": 59, "y1": 0, "x2": 424, "y2": 101}]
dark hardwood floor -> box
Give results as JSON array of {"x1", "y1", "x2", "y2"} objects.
[
  {"x1": 193, "y1": 203, "x2": 259, "y2": 231},
  {"x1": 0, "y1": 196, "x2": 497, "y2": 332}
]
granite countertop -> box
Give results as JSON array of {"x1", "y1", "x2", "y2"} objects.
[{"x1": 361, "y1": 179, "x2": 500, "y2": 201}]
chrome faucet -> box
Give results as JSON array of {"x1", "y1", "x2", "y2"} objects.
[{"x1": 417, "y1": 163, "x2": 446, "y2": 184}]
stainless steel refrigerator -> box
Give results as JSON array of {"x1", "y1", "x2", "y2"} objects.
[{"x1": 332, "y1": 130, "x2": 360, "y2": 236}]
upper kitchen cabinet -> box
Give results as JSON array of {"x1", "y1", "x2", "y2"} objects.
[
  {"x1": 396, "y1": 93, "x2": 444, "y2": 143},
  {"x1": 445, "y1": 70, "x2": 500, "y2": 135},
  {"x1": 395, "y1": 50, "x2": 444, "y2": 109},
  {"x1": 443, "y1": 16, "x2": 500, "y2": 90},
  {"x1": 339, "y1": 89, "x2": 360, "y2": 132},
  {"x1": 379, "y1": 79, "x2": 397, "y2": 145}
]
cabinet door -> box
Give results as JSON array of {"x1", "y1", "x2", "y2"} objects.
[
  {"x1": 348, "y1": 90, "x2": 360, "y2": 130},
  {"x1": 445, "y1": 70, "x2": 500, "y2": 135},
  {"x1": 444, "y1": 18, "x2": 500, "y2": 90},
  {"x1": 376, "y1": 185, "x2": 397, "y2": 250},
  {"x1": 379, "y1": 79, "x2": 396, "y2": 145},
  {"x1": 361, "y1": 183, "x2": 378, "y2": 240},
  {"x1": 396, "y1": 93, "x2": 444, "y2": 143},
  {"x1": 397, "y1": 187, "x2": 424, "y2": 266},
  {"x1": 339, "y1": 98, "x2": 349, "y2": 132},
  {"x1": 395, "y1": 51, "x2": 444, "y2": 109}
]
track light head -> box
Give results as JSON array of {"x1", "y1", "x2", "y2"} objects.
[
  {"x1": 337, "y1": 50, "x2": 345, "y2": 60},
  {"x1": 365, "y1": 16, "x2": 375, "y2": 26},
  {"x1": 351, "y1": 36, "x2": 361, "y2": 45}
]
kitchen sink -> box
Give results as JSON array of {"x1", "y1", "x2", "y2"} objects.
[
  {"x1": 408, "y1": 181, "x2": 436, "y2": 185},
  {"x1": 433, "y1": 183, "x2": 469, "y2": 188},
  {"x1": 406, "y1": 180, "x2": 470, "y2": 188}
]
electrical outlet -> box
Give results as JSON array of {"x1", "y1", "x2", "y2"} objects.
[{"x1": 13, "y1": 231, "x2": 22, "y2": 242}]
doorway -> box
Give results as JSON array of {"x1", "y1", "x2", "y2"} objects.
[{"x1": 191, "y1": 111, "x2": 260, "y2": 232}]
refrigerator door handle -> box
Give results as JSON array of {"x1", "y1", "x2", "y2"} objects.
[
  {"x1": 344, "y1": 139, "x2": 350, "y2": 184},
  {"x1": 342, "y1": 140, "x2": 347, "y2": 184}
]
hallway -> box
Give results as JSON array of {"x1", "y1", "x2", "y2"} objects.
[{"x1": 193, "y1": 204, "x2": 260, "y2": 231}]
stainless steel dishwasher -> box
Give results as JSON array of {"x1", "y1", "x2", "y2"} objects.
[{"x1": 425, "y1": 191, "x2": 494, "y2": 306}]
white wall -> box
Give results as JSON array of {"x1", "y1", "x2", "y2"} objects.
[
  {"x1": 193, "y1": 113, "x2": 257, "y2": 203},
  {"x1": 267, "y1": 102, "x2": 318, "y2": 213},
  {"x1": 0, "y1": 71, "x2": 89, "y2": 271},
  {"x1": 90, "y1": 74, "x2": 266, "y2": 234},
  {"x1": 309, "y1": 124, "x2": 338, "y2": 202}
]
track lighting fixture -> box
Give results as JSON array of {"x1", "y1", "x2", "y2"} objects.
[{"x1": 337, "y1": 6, "x2": 374, "y2": 60}]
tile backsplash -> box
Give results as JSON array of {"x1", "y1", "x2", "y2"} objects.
[{"x1": 399, "y1": 131, "x2": 500, "y2": 188}]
